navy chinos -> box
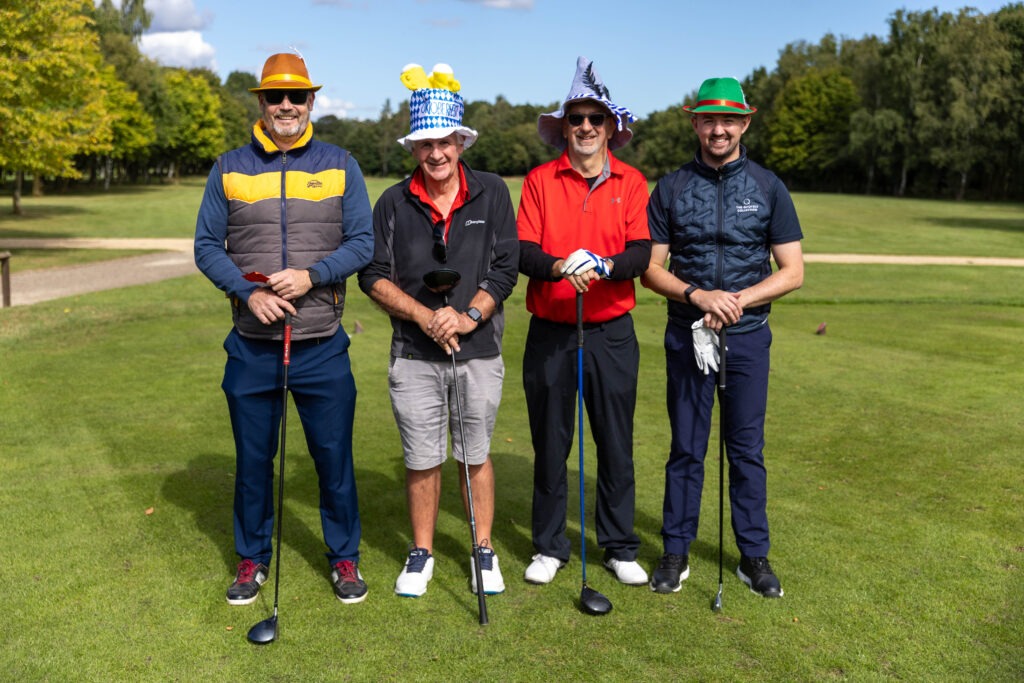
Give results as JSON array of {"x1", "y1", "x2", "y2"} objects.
[
  {"x1": 222, "y1": 327, "x2": 361, "y2": 566},
  {"x1": 661, "y1": 320, "x2": 772, "y2": 558}
]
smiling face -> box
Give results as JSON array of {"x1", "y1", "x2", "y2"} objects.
[
  {"x1": 691, "y1": 113, "x2": 751, "y2": 168},
  {"x1": 259, "y1": 91, "x2": 314, "y2": 150},
  {"x1": 412, "y1": 133, "x2": 464, "y2": 186},
  {"x1": 562, "y1": 102, "x2": 616, "y2": 163}
]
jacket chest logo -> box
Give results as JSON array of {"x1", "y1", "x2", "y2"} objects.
[{"x1": 736, "y1": 197, "x2": 759, "y2": 214}]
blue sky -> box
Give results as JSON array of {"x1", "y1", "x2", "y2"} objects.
[{"x1": 134, "y1": 0, "x2": 1013, "y2": 120}]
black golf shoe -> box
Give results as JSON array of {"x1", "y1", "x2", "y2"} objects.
[
  {"x1": 650, "y1": 553, "x2": 690, "y2": 593},
  {"x1": 331, "y1": 560, "x2": 369, "y2": 604},
  {"x1": 737, "y1": 556, "x2": 784, "y2": 598},
  {"x1": 226, "y1": 559, "x2": 269, "y2": 605}
]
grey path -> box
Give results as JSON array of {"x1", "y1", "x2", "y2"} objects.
[
  {"x1": 1, "y1": 238, "x2": 1023, "y2": 308},
  {"x1": 1, "y1": 238, "x2": 196, "y2": 307}
]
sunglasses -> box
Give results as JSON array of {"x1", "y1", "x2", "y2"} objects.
[
  {"x1": 432, "y1": 224, "x2": 447, "y2": 263},
  {"x1": 566, "y1": 113, "x2": 608, "y2": 127},
  {"x1": 263, "y1": 90, "x2": 310, "y2": 106}
]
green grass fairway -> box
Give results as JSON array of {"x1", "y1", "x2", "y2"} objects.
[{"x1": 0, "y1": 185, "x2": 1022, "y2": 680}]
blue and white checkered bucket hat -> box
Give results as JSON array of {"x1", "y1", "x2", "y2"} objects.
[
  {"x1": 398, "y1": 88, "x2": 479, "y2": 151},
  {"x1": 538, "y1": 56, "x2": 636, "y2": 151}
]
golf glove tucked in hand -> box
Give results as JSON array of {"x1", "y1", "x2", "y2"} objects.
[
  {"x1": 691, "y1": 320, "x2": 720, "y2": 375},
  {"x1": 561, "y1": 249, "x2": 609, "y2": 278}
]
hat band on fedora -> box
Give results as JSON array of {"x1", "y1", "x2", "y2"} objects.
[
  {"x1": 693, "y1": 99, "x2": 751, "y2": 111},
  {"x1": 261, "y1": 73, "x2": 314, "y2": 88}
]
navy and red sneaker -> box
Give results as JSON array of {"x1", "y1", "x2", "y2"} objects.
[
  {"x1": 331, "y1": 560, "x2": 368, "y2": 604},
  {"x1": 226, "y1": 559, "x2": 269, "y2": 605}
]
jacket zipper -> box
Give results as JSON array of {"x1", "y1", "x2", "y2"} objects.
[
  {"x1": 715, "y1": 169, "x2": 725, "y2": 290},
  {"x1": 280, "y1": 152, "x2": 288, "y2": 270}
]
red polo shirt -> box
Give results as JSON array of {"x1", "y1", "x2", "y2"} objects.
[
  {"x1": 409, "y1": 164, "x2": 469, "y2": 239},
  {"x1": 517, "y1": 151, "x2": 650, "y2": 324}
]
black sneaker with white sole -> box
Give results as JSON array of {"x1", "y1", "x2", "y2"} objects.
[
  {"x1": 331, "y1": 560, "x2": 369, "y2": 604},
  {"x1": 737, "y1": 556, "x2": 783, "y2": 598},
  {"x1": 226, "y1": 559, "x2": 269, "y2": 605},
  {"x1": 650, "y1": 553, "x2": 690, "y2": 593}
]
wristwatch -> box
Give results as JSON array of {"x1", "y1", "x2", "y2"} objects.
[
  {"x1": 466, "y1": 307, "x2": 483, "y2": 324},
  {"x1": 684, "y1": 284, "x2": 699, "y2": 303},
  {"x1": 307, "y1": 267, "x2": 321, "y2": 286}
]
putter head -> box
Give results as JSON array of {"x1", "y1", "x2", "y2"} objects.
[
  {"x1": 247, "y1": 615, "x2": 278, "y2": 644},
  {"x1": 580, "y1": 585, "x2": 613, "y2": 616},
  {"x1": 423, "y1": 268, "x2": 461, "y2": 294}
]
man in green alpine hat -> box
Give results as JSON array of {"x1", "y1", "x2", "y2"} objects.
[{"x1": 641, "y1": 76, "x2": 804, "y2": 598}]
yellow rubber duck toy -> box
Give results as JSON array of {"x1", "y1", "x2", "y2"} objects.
[
  {"x1": 427, "y1": 63, "x2": 461, "y2": 93},
  {"x1": 400, "y1": 63, "x2": 430, "y2": 91}
]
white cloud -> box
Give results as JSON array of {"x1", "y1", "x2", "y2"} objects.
[
  {"x1": 147, "y1": 0, "x2": 212, "y2": 32},
  {"x1": 140, "y1": 30, "x2": 217, "y2": 71},
  {"x1": 313, "y1": 94, "x2": 360, "y2": 119},
  {"x1": 459, "y1": 0, "x2": 533, "y2": 8}
]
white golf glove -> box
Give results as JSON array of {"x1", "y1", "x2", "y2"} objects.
[
  {"x1": 561, "y1": 249, "x2": 609, "y2": 278},
  {"x1": 691, "y1": 320, "x2": 720, "y2": 375}
]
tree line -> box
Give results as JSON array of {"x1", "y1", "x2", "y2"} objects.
[{"x1": 2, "y1": 1, "x2": 1022, "y2": 215}]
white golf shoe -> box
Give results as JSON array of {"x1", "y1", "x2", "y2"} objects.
[
  {"x1": 604, "y1": 558, "x2": 649, "y2": 585},
  {"x1": 523, "y1": 553, "x2": 565, "y2": 584},
  {"x1": 395, "y1": 547, "x2": 434, "y2": 597},
  {"x1": 470, "y1": 547, "x2": 505, "y2": 595}
]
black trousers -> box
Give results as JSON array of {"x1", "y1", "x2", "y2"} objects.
[{"x1": 522, "y1": 313, "x2": 641, "y2": 562}]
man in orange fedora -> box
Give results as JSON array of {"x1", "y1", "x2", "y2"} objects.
[{"x1": 195, "y1": 52, "x2": 374, "y2": 606}]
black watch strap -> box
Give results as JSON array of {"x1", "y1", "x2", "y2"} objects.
[
  {"x1": 684, "y1": 284, "x2": 698, "y2": 303},
  {"x1": 307, "y1": 267, "x2": 321, "y2": 286},
  {"x1": 466, "y1": 307, "x2": 483, "y2": 323}
]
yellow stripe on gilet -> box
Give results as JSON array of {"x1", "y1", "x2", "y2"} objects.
[{"x1": 223, "y1": 169, "x2": 347, "y2": 204}]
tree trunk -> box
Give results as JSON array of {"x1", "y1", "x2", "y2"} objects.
[
  {"x1": 897, "y1": 162, "x2": 908, "y2": 197},
  {"x1": 103, "y1": 157, "x2": 113, "y2": 191},
  {"x1": 13, "y1": 171, "x2": 23, "y2": 215},
  {"x1": 32, "y1": 175, "x2": 43, "y2": 197},
  {"x1": 865, "y1": 165, "x2": 875, "y2": 195},
  {"x1": 956, "y1": 170, "x2": 967, "y2": 201}
]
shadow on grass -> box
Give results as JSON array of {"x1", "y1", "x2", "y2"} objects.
[
  {"x1": 161, "y1": 440, "x2": 680, "y2": 609},
  {"x1": 925, "y1": 216, "x2": 1024, "y2": 233}
]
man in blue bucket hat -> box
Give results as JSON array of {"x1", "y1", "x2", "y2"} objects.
[{"x1": 642, "y1": 77, "x2": 805, "y2": 598}]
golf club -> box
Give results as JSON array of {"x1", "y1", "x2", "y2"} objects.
[
  {"x1": 712, "y1": 325, "x2": 727, "y2": 613},
  {"x1": 248, "y1": 311, "x2": 292, "y2": 644},
  {"x1": 423, "y1": 269, "x2": 489, "y2": 626},
  {"x1": 576, "y1": 292, "x2": 612, "y2": 616}
]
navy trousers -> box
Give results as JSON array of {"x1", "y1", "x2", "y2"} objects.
[
  {"x1": 661, "y1": 320, "x2": 773, "y2": 558},
  {"x1": 222, "y1": 327, "x2": 361, "y2": 566},
  {"x1": 523, "y1": 314, "x2": 641, "y2": 563}
]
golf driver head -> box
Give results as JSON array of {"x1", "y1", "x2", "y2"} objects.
[
  {"x1": 423, "y1": 268, "x2": 461, "y2": 294},
  {"x1": 247, "y1": 615, "x2": 278, "y2": 644},
  {"x1": 580, "y1": 585, "x2": 613, "y2": 616}
]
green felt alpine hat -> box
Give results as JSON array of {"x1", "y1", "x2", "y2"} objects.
[{"x1": 682, "y1": 77, "x2": 756, "y2": 115}]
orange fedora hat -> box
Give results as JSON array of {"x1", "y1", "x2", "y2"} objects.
[{"x1": 249, "y1": 53, "x2": 322, "y2": 92}]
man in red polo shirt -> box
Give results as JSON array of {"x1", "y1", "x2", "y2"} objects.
[{"x1": 517, "y1": 56, "x2": 652, "y2": 587}]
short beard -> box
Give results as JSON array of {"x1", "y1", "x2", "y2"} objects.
[{"x1": 272, "y1": 118, "x2": 306, "y2": 139}]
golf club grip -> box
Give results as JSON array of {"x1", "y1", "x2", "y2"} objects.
[{"x1": 283, "y1": 313, "x2": 292, "y2": 366}]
